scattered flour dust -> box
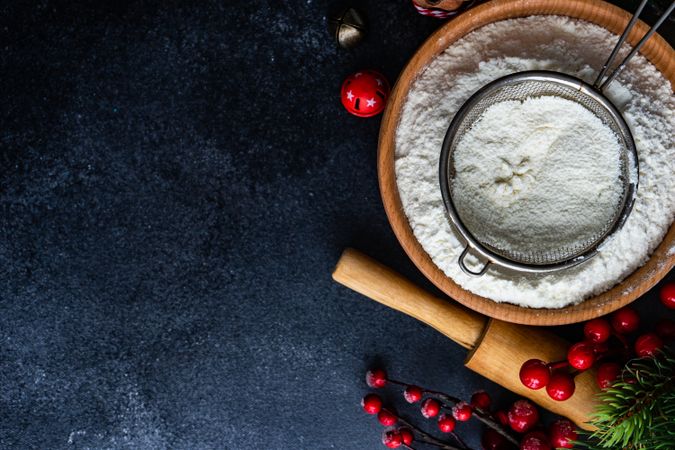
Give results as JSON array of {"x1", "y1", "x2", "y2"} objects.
[
  {"x1": 452, "y1": 95, "x2": 623, "y2": 257},
  {"x1": 394, "y1": 16, "x2": 675, "y2": 308}
]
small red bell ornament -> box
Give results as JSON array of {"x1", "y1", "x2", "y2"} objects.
[{"x1": 340, "y1": 70, "x2": 390, "y2": 118}]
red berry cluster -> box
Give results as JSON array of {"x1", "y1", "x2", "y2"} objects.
[
  {"x1": 364, "y1": 368, "x2": 474, "y2": 448},
  {"x1": 492, "y1": 400, "x2": 576, "y2": 449},
  {"x1": 519, "y1": 358, "x2": 577, "y2": 401},
  {"x1": 362, "y1": 367, "x2": 578, "y2": 449},
  {"x1": 520, "y1": 300, "x2": 675, "y2": 397}
]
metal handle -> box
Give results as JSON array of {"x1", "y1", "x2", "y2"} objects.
[
  {"x1": 594, "y1": 0, "x2": 675, "y2": 90},
  {"x1": 458, "y1": 245, "x2": 490, "y2": 276}
]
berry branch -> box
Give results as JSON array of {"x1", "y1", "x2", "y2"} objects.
[
  {"x1": 519, "y1": 306, "x2": 674, "y2": 399},
  {"x1": 388, "y1": 377, "x2": 518, "y2": 445},
  {"x1": 360, "y1": 282, "x2": 675, "y2": 449},
  {"x1": 362, "y1": 367, "x2": 577, "y2": 449},
  {"x1": 517, "y1": 292, "x2": 675, "y2": 449},
  {"x1": 427, "y1": 391, "x2": 519, "y2": 446},
  {"x1": 396, "y1": 416, "x2": 468, "y2": 450}
]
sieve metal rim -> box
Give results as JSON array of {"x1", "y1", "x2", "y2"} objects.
[{"x1": 439, "y1": 70, "x2": 639, "y2": 275}]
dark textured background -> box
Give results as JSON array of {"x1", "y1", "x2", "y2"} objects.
[{"x1": 1, "y1": 1, "x2": 673, "y2": 449}]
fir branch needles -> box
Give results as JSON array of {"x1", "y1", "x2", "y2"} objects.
[{"x1": 581, "y1": 348, "x2": 675, "y2": 450}]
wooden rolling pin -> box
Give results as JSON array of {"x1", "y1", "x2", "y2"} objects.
[{"x1": 332, "y1": 248, "x2": 600, "y2": 430}]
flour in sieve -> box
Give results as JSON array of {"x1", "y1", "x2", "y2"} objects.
[
  {"x1": 394, "y1": 16, "x2": 675, "y2": 308},
  {"x1": 451, "y1": 95, "x2": 623, "y2": 258}
]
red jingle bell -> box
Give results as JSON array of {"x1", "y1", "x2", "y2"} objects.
[{"x1": 341, "y1": 70, "x2": 390, "y2": 117}]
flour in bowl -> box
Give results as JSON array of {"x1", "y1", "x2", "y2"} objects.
[
  {"x1": 451, "y1": 95, "x2": 623, "y2": 258},
  {"x1": 394, "y1": 16, "x2": 675, "y2": 308}
]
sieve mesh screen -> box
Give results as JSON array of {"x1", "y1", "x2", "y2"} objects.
[{"x1": 441, "y1": 72, "x2": 637, "y2": 268}]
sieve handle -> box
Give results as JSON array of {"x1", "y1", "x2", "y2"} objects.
[
  {"x1": 458, "y1": 245, "x2": 490, "y2": 276},
  {"x1": 594, "y1": 0, "x2": 675, "y2": 90}
]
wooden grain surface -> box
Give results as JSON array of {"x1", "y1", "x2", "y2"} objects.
[
  {"x1": 332, "y1": 248, "x2": 600, "y2": 430},
  {"x1": 378, "y1": 0, "x2": 675, "y2": 326},
  {"x1": 466, "y1": 319, "x2": 598, "y2": 430},
  {"x1": 332, "y1": 248, "x2": 486, "y2": 350}
]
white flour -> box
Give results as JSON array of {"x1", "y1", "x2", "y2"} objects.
[
  {"x1": 394, "y1": 16, "x2": 675, "y2": 308},
  {"x1": 452, "y1": 96, "x2": 623, "y2": 257}
]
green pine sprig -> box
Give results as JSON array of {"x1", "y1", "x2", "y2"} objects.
[{"x1": 578, "y1": 347, "x2": 675, "y2": 450}]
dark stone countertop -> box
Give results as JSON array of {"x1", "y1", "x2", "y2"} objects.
[{"x1": 1, "y1": 1, "x2": 673, "y2": 449}]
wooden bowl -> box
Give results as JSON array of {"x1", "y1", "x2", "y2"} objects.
[{"x1": 378, "y1": 0, "x2": 675, "y2": 326}]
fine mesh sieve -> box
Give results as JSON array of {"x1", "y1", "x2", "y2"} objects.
[
  {"x1": 439, "y1": 73, "x2": 638, "y2": 275},
  {"x1": 439, "y1": 0, "x2": 674, "y2": 276}
]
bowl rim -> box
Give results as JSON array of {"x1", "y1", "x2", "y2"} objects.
[{"x1": 378, "y1": 0, "x2": 675, "y2": 325}]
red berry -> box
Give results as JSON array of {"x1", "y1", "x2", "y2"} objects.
[
  {"x1": 398, "y1": 427, "x2": 414, "y2": 446},
  {"x1": 519, "y1": 359, "x2": 551, "y2": 390},
  {"x1": 482, "y1": 428, "x2": 511, "y2": 450},
  {"x1": 438, "y1": 413, "x2": 456, "y2": 433},
  {"x1": 452, "y1": 401, "x2": 473, "y2": 421},
  {"x1": 520, "y1": 431, "x2": 551, "y2": 450},
  {"x1": 567, "y1": 342, "x2": 596, "y2": 370},
  {"x1": 660, "y1": 282, "x2": 675, "y2": 309},
  {"x1": 546, "y1": 372, "x2": 576, "y2": 401},
  {"x1": 507, "y1": 400, "x2": 540, "y2": 433},
  {"x1": 611, "y1": 307, "x2": 640, "y2": 334},
  {"x1": 635, "y1": 333, "x2": 664, "y2": 357},
  {"x1": 584, "y1": 318, "x2": 611, "y2": 343},
  {"x1": 421, "y1": 398, "x2": 441, "y2": 418},
  {"x1": 366, "y1": 368, "x2": 388, "y2": 388},
  {"x1": 656, "y1": 318, "x2": 675, "y2": 341},
  {"x1": 382, "y1": 430, "x2": 402, "y2": 448},
  {"x1": 471, "y1": 390, "x2": 491, "y2": 411},
  {"x1": 404, "y1": 385, "x2": 423, "y2": 404},
  {"x1": 362, "y1": 394, "x2": 383, "y2": 415},
  {"x1": 378, "y1": 409, "x2": 398, "y2": 427},
  {"x1": 596, "y1": 362, "x2": 622, "y2": 389},
  {"x1": 549, "y1": 419, "x2": 578, "y2": 449},
  {"x1": 495, "y1": 410, "x2": 509, "y2": 427}
]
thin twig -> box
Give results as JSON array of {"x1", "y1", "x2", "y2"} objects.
[
  {"x1": 450, "y1": 431, "x2": 469, "y2": 450},
  {"x1": 397, "y1": 417, "x2": 473, "y2": 450},
  {"x1": 547, "y1": 360, "x2": 569, "y2": 371},
  {"x1": 425, "y1": 389, "x2": 462, "y2": 404},
  {"x1": 388, "y1": 379, "x2": 517, "y2": 448},
  {"x1": 432, "y1": 396, "x2": 519, "y2": 447}
]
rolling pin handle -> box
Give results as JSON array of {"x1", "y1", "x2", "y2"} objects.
[
  {"x1": 332, "y1": 248, "x2": 599, "y2": 430},
  {"x1": 332, "y1": 248, "x2": 486, "y2": 350}
]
